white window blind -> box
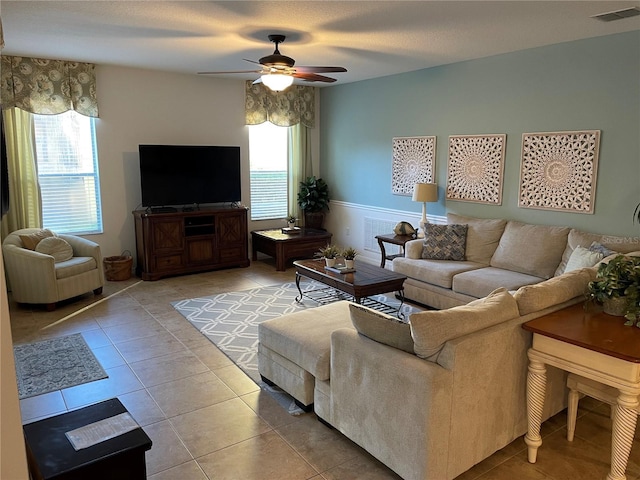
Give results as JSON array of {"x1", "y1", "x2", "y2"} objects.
[
  {"x1": 33, "y1": 111, "x2": 103, "y2": 234},
  {"x1": 249, "y1": 123, "x2": 288, "y2": 220}
]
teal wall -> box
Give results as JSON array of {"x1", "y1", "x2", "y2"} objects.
[{"x1": 320, "y1": 31, "x2": 640, "y2": 237}]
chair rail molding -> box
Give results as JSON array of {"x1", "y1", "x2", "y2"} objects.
[{"x1": 325, "y1": 200, "x2": 446, "y2": 267}]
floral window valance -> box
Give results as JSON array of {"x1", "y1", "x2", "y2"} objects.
[
  {"x1": 1, "y1": 55, "x2": 98, "y2": 117},
  {"x1": 245, "y1": 81, "x2": 315, "y2": 128}
]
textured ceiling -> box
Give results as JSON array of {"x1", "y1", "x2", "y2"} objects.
[{"x1": 2, "y1": 1, "x2": 639, "y2": 86}]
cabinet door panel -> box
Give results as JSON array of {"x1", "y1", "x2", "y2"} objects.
[
  {"x1": 217, "y1": 213, "x2": 245, "y2": 247},
  {"x1": 151, "y1": 219, "x2": 184, "y2": 252},
  {"x1": 187, "y1": 238, "x2": 217, "y2": 264}
]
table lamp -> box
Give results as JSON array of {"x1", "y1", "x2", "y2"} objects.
[{"x1": 412, "y1": 183, "x2": 438, "y2": 236}]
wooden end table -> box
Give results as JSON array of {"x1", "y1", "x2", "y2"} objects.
[
  {"x1": 375, "y1": 233, "x2": 416, "y2": 268},
  {"x1": 522, "y1": 303, "x2": 640, "y2": 480},
  {"x1": 251, "y1": 228, "x2": 332, "y2": 271},
  {"x1": 293, "y1": 259, "x2": 407, "y2": 316}
]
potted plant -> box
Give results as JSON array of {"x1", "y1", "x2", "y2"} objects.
[
  {"x1": 297, "y1": 176, "x2": 330, "y2": 230},
  {"x1": 342, "y1": 247, "x2": 358, "y2": 269},
  {"x1": 285, "y1": 214, "x2": 297, "y2": 229},
  {"x1": 587, "y1": 254, "x2": 640, "y2": 325},
  {"x1": 316, "y1": 244, "x2": 339, "y2": 267}
]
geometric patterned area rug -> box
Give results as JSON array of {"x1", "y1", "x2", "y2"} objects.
[
  {"x1": 172, "y1": 280, "x2": 419, "y2": 413},
  {"x1": 14, "y1": 333, "x2": 108, "y2": 400}
]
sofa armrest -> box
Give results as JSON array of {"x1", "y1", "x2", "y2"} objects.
[
  {"x1": 329, "y1": 328, "x2": 452, "y2": 480},
  {"x1": 2, "y1": 244, "x2": 58, "y2": 303},
  {"x1": 58, "y1": 234, "x2": 102, "y2": 263},
  {"x1": 404, "y1": 238, "x2": 424, "y2": 259}
]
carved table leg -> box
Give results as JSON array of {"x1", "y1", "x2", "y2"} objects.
[
  {"x1": 295, "y1": 272, "x2": 303, "y2": 303},
  {"x1": 377, "y1": 238, "x2": 387, "y2": 268},
  {"x1": 524, "y1": 356, "x2": 547, "y2": 463},
  {"x1": 607, "y1": 392, "x2": 639, "y2": 480}
]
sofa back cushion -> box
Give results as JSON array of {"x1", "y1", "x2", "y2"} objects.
[
  {"x1": 555, "y1": 229, "x2": 640, "y2": 276},
  {"x1": 349, "y1": 304, "x2": 414, "y2": 354},
  {"x1": 513, "y1": 267, "x2": 596, "y2": 316},
  {"x1": 409, "y1": 287, "x2": 519, "y2": 361},
  {"x1": 447, "y1": 213, "x2": 506, "y2": 264},
  {"x1": 490, "y1": 221, "x2": 569, "y2": 279}
]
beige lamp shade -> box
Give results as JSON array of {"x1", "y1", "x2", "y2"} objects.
[
  {"x1": 412, "y1": 183, "x2": 438, "y2": 236},
  {"x1": 412, "y1": 183, "x2": 438, "y2": 202}
]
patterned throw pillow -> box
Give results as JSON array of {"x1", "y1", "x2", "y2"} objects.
[
  {"x1": 421, "y1": 224, "x2": 468, "y2": 261},
  {"x1": 589, "y1": 241, "x2": 617, "y2": 257}
]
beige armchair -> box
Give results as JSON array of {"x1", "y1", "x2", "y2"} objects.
[{"x1": 2, "y1": 228, "x2": 104, "y2": 310}]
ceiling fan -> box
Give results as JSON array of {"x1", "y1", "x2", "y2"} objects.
[{"x1": 198, "y1": 34, "x2": 347, "y2": 91}]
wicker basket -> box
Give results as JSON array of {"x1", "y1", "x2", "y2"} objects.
[{"x1": 103, "y1": 253, "x2": 133, "y2": 281}]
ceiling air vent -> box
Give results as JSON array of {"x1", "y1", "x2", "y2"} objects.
[{"x1": 591, "y1": 6, "x2": 640, "y2": 22}]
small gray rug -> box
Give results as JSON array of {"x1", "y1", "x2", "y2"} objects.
[
  {"x1": 172, "y1": 280, "x2": 419, "y2": 413},
  {"x1": 14, "y1": 333, "x2": 108, "y2": 400}
]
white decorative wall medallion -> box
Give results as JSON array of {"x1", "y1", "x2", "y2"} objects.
[
  {"x1": 446, "y1": 134, "x2": 506, "y2": 204},
  {"x1": 519, "y1": 130, "x2": 600, "y2": 214},
  {"x1": 392, "y1": 136, "x2": 436, "y2": 196}
]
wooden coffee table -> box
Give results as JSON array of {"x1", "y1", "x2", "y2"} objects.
[
  {"x1": 293, "y1": 259, "x2": 407, "y2": 316},
  {"x1": 251, "y1": 228, "x2": 332, "y2": 271}
]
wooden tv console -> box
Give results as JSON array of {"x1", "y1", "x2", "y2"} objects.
[{"x1": 133, "y1": 206, "x2": 249, "y2": 281}]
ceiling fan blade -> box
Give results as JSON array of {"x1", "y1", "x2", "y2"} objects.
[
  {"x1": 294, "y1": 66, "x2": 347, "y2": 74},
  {"x1": 243, "y1": 58, "x2": 262, "y2": 65},
  {"x1": 198, "y1": 70, "x2": 262, "y2": 75},
  {"x1": 292, "y1": 72, "x2": 337, "y2": 83}
]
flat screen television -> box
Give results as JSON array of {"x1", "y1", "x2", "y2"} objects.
[{"x1": 139, "y1": 144, "x2": 241, "y2": 209}]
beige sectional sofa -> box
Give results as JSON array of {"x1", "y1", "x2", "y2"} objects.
[
  {"x1": 392, "y1": 213, "x2": 640, "y2": 310},
  {"x1": 258, "y1": 216, "x2": 639, "y2": 480}
]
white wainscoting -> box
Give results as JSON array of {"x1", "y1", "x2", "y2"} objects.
[{"x1": 324, "y1": 201, "x2": 446, "y2": 268}]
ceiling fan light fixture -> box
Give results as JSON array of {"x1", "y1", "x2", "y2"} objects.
[{"x1": 261, "y1": 73, "x2": 294, "y2": 91}]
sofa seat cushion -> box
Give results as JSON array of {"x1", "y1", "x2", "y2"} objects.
[
  {"x1": 447, "y1": 213, "x2": 506, "y2": 264},
  {"x1": 392, "y1": 257, "x2": 485, "y2": 289},
  {"x1": 514, "y1": 267, "x2": 596, "y2": 316},
  {"x1": 257, "y1": 301, "x2": 353, "y2": 381},
  {"x1": 409, "y1": 287, "x2": 519, "y2": 361},
  {"x1": 490, "y1": 221, "x2": 569, "y2": 279},
  {"x1": 54, "y1": 257, "x2": 98, "y2": 280},
  {"x1": 452, "y1": 267, "x2": 544, "y2": 299}
]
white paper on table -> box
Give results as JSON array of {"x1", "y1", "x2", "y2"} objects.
[{"x1": 65, "y1": 412, "x2": 140, "y2": 450}]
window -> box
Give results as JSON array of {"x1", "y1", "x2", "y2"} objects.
[
  {"x1": 33, "y1": 111, "x2": 103, "y2": 234},
  {"x1": 248, "y1": 122, "x2": 288, "y2": 220}
]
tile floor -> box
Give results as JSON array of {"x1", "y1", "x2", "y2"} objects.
[{"x1": 8, "y1": 259, "x2": 640, "y2": 480}]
